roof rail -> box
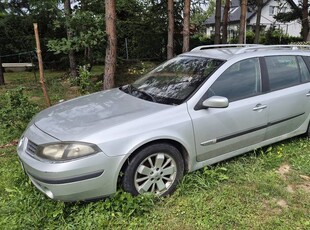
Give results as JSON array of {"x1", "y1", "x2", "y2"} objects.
[
  {"x1": 190, "y1": 44, "x2": 263, "y2": 52},
  {"x1": 234, "y1": 44, "x2": 310, "y2": 54},
  {"x1": 191, "y1": 44, "x2": 310, "y2": 54}
]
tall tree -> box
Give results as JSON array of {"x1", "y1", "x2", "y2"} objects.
[
  {"x1": 182, "y1": 0, "x2": 190, "y2": 52},
  {"x1": 274, "y1": 3, "x2": 307, "y2": 41},
  {"x1": 222, "y1": 0, "x2": 230, "y2": 44},
  {"x1": 214, "y1": 0, "x2": 221, "y2": 44},
  {"x1": 167, "y1": 0, "x2": 174, "y2": 59},
  {"x1": 254, "y1": 0, "x2": 263, "y2": 43},
  {"x1": 302, "y1": 0, "x2": 309, "y2": 41},
  {"x1": 104, "y1": 0, "x2": 117, "y2": 90},
  {"x1": 64, "y1": 0, "x2": 78, "y2": 78},
  {"x1": 238, "y1": 0, "x2": 247, "y2": 44}
]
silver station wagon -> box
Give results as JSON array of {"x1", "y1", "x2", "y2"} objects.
[{"x1": 17, "y1": 45, "x2": 310, "y2": 201}]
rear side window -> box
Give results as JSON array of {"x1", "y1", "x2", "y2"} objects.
[
  {"x1": 207, "y1": 58, "x2": 261, "y2": 102},
  {"x1": 265, "y1": 56, "x2": 300, "y2": 91},
  {"x1": 299, "y1": 56, "x2": 310, "y2": 82}
]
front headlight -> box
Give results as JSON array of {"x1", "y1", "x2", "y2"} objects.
[{"x1": 36, "y1": 142, "x2": 100, "y2": 161}]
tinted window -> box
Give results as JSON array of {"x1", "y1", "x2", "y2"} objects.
[
  {"x1": 207, "y1": 58, "x2": 261, "y2": 102},
  {"x1": 265, "y1": 56, "x2": 300, "y2": 91},
  {"x1": 298, "y1": 56, "x2": 310, "y2": 83}
]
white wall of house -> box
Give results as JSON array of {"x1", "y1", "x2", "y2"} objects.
[
  {"x1": 249, "y1": 0, "x2": 301, "y2": 37},
  {"x1": 205, "y1": 0, "x2": 302, "y2": 38},
  {"x1": 205, "y1": 24, "x2": 239, "y2": 40}
]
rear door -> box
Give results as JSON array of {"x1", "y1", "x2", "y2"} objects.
[{"x1": 263, "y1": 55, "x2": 310, "y2": 140}]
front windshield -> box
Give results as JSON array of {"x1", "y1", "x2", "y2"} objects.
[{"x1": 122, "y1": 56, "x2": 224, "y2": 105}]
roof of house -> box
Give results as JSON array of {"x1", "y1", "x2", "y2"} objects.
[{"x1": 204, "y1": 0, "x2": 298, "y2": 26}]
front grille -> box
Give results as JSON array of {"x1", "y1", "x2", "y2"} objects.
[{"x1": 26, "y1": 140, "x2": 38, "y2": 156}]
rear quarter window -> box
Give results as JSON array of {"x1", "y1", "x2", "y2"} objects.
[{"x1": 300, "y1": 56, "x2": 310, "y2": 82}]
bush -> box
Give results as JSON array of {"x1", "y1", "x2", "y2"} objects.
[
  {"x1": 70, "y1": 65, "x2": 102, "y2": 95},
  {"x1": 190, "y1": 34, "x2": 214, "y2": 49},
  {"x1": 0, "y1": 87, "x2": 38, "y2": 143},
  {"x1": 260, "y1": 28, "x2": 303, "y2": 44}
]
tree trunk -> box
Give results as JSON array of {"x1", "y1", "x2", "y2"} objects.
[
  {"x1": 0, "y1": 56, "x2": 4, "y2": 85},
  {"x1": 182, "y1": 0, "x2": 190, "y2": 53},
  {"x1": 104, "y1": 0, "x2": 117, "y2": 90},
  {"x1": 254, "y1": 0, "x2": 263, "y2": 44},
  {"x1": 307, "y1": 30, "x2": 310, "y2": 41},
  {"x1": 238, "y1": 0, "x2": 247, "y2": 44},
  {"x1": 84, "y1": 47, "x2": 93, "y2": 70},
  {"x1": 222, "y1": 0, "x2": 230, "y2": 44},
  {"x1": 302, "y1": 0, "x2": 309, "y2": 41},
  {"x1": 214, "y1": 0, "x2": 221, "y2": 44},
  {"x1": 64, "y1": 0, "x2": 78, "y2": 78},
  {"x1": 167, "y1": 0, "x2": 174, "y2": 59}
]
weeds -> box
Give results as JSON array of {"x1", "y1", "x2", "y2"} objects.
[
  {"x1": 73, "y1": 65, "x2": 102, "y2": 95},
  {"x1": 0, "y1": 87, "x2": 38, "y2": 144}
]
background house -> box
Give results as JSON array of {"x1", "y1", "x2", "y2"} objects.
[{"x1": 204, "y1": 0, "x2": 301, "y2": 40}]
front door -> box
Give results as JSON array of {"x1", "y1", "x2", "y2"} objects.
[{"x1": 188, "y1": 58, "x2": 268, "y2": 162}]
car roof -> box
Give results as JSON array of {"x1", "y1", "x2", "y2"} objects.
[{"x1": 185, "y1": 44, "x2": 310, "y2": 61}]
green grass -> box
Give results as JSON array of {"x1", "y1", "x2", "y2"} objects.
[{"x1": 0, "y1": 66, "x2": 310, "y2": 229}]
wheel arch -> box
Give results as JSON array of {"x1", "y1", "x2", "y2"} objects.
[{"x1": 118, "y1": 139, "x2": 190, "y2": 185}]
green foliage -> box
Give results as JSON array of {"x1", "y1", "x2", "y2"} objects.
[
  {"x1": 245, "y1": 30, "x2": 255, "y2": 43},
  {"x1": 228, "y1": 27, "x2": 303, "y2": 45},
  {"x1": 191, "y1": 1, "x2": 215, "y2": 33},
  {"x1": 0, "y1": 0, "x2": 62, "y2": 63},
  {"x1": 261, "y1": 28, "x2": 303, "y2": 45},
  {"x1": 177, "y1": 165, "x2": 230, "y2": 197},
  {"x1": 48, "y1": 11, "x2": 105, "y2": 55},
  {"x1": 100, "y1": 191, "x2": 155, "y2": 217},
  {"x1": 0, "y1": 87, "x2": 38, "y2": 143},
  {"x1": 274, "y1": 8, "x2": 301, "y2": 23},
  {"x1": 190, "y1": 34, "x2": 214, "y2": 48},
  {"x1": 74, "y1": 65, "x2": 102, "y2": 95}
]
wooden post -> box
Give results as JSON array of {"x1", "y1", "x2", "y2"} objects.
[
  {"x1": 33, "y1": 23, "x2": 51, "y2": 107},
  {"x1": 0, "y1": 55, "x2": 4, "y2": 85}
]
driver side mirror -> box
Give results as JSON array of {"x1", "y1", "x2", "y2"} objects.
[{"x1": 202, "y1": 96, "x2": 229, "y2": 108}]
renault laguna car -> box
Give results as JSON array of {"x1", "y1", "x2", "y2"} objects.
[{"x1": 17, "y1": 44, "x2": 310, "y2": 201}]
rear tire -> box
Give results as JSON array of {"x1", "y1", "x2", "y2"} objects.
[{"x1": 122, "y1": 143, "x2": 184, "y2": 196}]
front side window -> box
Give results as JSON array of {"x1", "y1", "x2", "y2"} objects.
[
  {"x1": 265, "y1": 56, "x2": 300, "y2": 91},
  {"x1": 206, "y1": 58, "x2": 261, "y2": 102},
  {"x1": 122, "y1": 56, "x2": 224, "y2": 105}
]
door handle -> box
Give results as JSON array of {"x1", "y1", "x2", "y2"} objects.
[
  {"x1": 253, "y1": 104, "x2": 267, "y2": 111},
  {"x1": 306, "y1": 91, "x2": 310, "y2": 97}
]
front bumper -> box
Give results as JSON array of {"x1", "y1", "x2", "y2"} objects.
[{"x1": 17, "y1": 125, "x2": 125, "y2": 201}]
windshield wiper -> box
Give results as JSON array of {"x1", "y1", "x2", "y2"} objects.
[{"x1": 128, "y1": 84, "x2": 157, "y2": 102}]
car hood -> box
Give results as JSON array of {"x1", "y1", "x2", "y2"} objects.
[{"x1": 34, "y1": 88, "x2": 170, "y2": 141}]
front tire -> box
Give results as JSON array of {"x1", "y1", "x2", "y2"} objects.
[{"x1": 122, "y1": 143, "x2": 184, "y2": 196}]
